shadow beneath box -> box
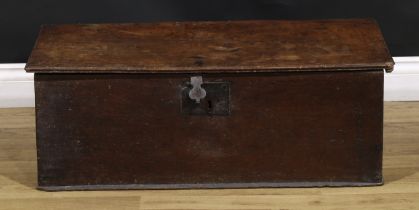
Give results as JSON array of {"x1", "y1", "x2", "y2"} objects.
[
  {"x1": 4, "y1": 161, "x2": 416, "y2": 189},
  {"x1": 1, "y1": 157, "x2": 38, "y2": 189},
  {"x1": 3, "y1": 166, "x2": 415, "y2": 190},
  {"x1": 0, "y1": 162, "x2": 38, "y2": 190},
  {"x1": 383, "y1": 167, "x2": 417, "y2": 184},
  {"x1": 0, "y1": 132, "x2": 38, "y2": 189}
]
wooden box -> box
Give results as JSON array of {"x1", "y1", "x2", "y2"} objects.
[{"x1": 25, "y1": 19, "x2": 394, "y2": 191}]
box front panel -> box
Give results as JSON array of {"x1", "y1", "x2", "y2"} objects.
[{"x1": 35, "y1": 70, "x2": 383, "y2": 190}]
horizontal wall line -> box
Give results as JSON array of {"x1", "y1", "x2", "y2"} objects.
[{"x1": 0, "y1": 57, "x2": 418, "y2": 107}]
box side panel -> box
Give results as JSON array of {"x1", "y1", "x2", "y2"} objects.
[{"x1": 34, "y1": 70, "x2": 383, "y2": 190}]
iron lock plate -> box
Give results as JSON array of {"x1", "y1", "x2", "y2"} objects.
[{"x1": 181, "y1": 77, "x2": 230, "y2": 116}]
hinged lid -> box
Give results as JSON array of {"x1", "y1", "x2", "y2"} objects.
[{"x1": 25, "y1": 19, "x2": 394, "y2": 73}]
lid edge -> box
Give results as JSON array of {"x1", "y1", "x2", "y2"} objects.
[{"x1": 25, "y1": 64, "x2": 393, "y2": 74}]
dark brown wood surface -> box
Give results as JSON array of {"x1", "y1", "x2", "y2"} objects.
[
  {"x1": 35, "y1": 70, "x2": 383, "y2": 190},
  {"x1": 26, "y1": 19, "x2": 394, "y2": 73}
]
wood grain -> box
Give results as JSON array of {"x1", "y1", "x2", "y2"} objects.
[
  {"x1": 25, "y1": 19, "x2": 394, "y2": 73},
  {"x1": 0, "y1": 102, "x2": 418, "y2": 209},
  {"x1": 34, "y1": 71, "x2": 384, "y2": 189}
]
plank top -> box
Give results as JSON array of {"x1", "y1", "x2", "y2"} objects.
[{"x1": 25, "y1": 19, "x2": 394, "y2": 73}]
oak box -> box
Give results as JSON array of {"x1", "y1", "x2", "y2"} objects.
[{"x1": 25, "y1": 19, "x2": 394, "y2": 191}]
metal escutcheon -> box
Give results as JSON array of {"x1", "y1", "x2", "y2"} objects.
[{"x1": 188, "y1": 76, "x2": 206, "y2": 103}]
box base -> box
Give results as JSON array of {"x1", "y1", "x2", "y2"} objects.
[{"x1": 38, "y1": 181, "x2": 384, "y2": 191}]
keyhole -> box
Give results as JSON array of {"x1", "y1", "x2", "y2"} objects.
[{"x1": 207, "y1": 100, "x2": 212, "y2": 110}]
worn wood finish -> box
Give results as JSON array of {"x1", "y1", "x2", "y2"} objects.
[
  {"x1": 25, "y1": 19, "x2": 394, "y2": 73},
  {"x1": 34, "y1": 70, "x2": 383, "y2": 190},
  {"x1": 0, "y1": 102, "x2": 418, "y2": 209},
  {"x1": 25, "y1": 19, "x2": 393, "y2": 190}
]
